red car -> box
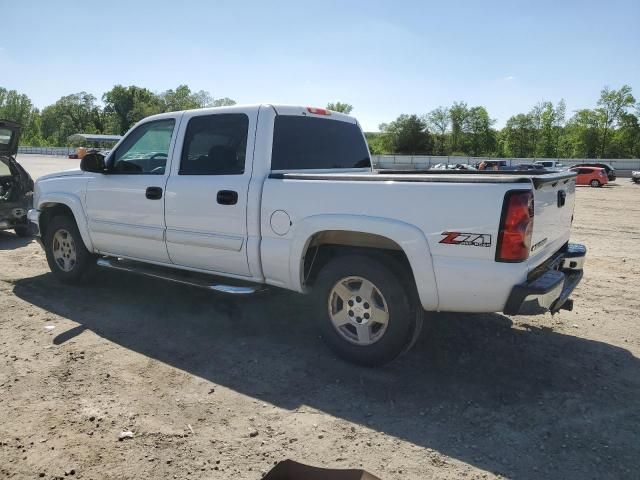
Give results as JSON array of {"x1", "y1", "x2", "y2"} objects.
[{"x1": 569, "y1": 166, "x2": 609, "y2": 187}]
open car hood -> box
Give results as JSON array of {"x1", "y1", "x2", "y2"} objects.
[{"x1": 0, "y1": 119, "x2": 21, "y2": 157}]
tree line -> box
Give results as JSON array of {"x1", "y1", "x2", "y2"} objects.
[
  {"x1": 0, "y1": 83, "x2": 638, "y2": 158},
  {"x1": 0, "y1": 85, "x2": 236, "y2": 147},
  {"x1": 367, "y1": 85, "x2": 638, "y2": 158}
]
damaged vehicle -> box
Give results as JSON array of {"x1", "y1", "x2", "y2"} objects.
[{"x1": 0, "y1": 120, "x2": 34, "y2": 237}]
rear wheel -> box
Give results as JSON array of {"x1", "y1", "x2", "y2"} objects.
[
  {"x1": 44, "y1": 215, "x2": 96, "y2": 284},
  {"x1": 313, "y1": 254, "x2": 423, "y2": 366},
  {"x1": 590, "y1": 179, "x2": 601, "y2": 188}
]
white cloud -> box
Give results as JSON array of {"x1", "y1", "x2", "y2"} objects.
[{"x1": 504, "y1": 75, "x2": 516, "y2": 81}]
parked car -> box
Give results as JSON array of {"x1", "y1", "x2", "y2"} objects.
[
  {"x1": 632, "y1": 171, "x2": 640, "y2": 184},
  {"x1": 431, "y1": 163, "x2": 476, "y2": 170},
  {"x1": 475, "y1": 160, "x2": 509, "y2": 170},
  {"x1": 572, "y1": 162, "x2": 616, "y2": 181},
  {"x1": 516, "y1": 163, "x2": 545, "y2": 171},
  {"x1": 0, "y1": 120, "x2": 34, "y2": 237},
  {"x1": 28, "y1": 104, "x2": 586, "y2": 366},
  {"x1": 569, "y1": 166, "x2": 608, "y2": 187},
  {"x1": 533, "y1": 160, "x2": 564, "y2": 171}
]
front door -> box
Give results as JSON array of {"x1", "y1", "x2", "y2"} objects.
[
  {"x1": 85, "y1": 116, "x2": 179, "y2": 262},
  {"x1": 164, "y1": 109, "x2": 256, "y2": 276}
]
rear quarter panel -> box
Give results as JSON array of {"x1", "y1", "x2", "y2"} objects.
[{"x1": 260, "y1": 177, "x2": 534, "y2": 312}]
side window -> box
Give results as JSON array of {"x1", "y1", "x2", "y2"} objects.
[
  {"x1": 180, "y1": 114, "x2": 248, "y2": 175},
  {"x1": 110, "y1": 119, "x2": 176, "y2": 175}
]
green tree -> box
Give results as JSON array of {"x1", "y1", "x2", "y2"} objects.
[
  {"x1": 211, "y1": 97, "x2": 236, "y2": 107},
  {"x1": 0, "y1": 87, "x2": 34, "y2": 126},
  {"x1": 326, "y1": 102, "x2": 353, "y2": 114},
  {"x1": 467, "y1": 106, "x2": 495, "y2": 156},
  {"x1": 535, "y1": 100, "x2": 566, "y2": 158},
  {"x1": 608, "y1": 112, "x2": 640, "y2": 158},
  {"x1": 449, "y1": 101, "x2": 469, "y2": 153},
  {"x1": 159, "y1": 86, "x2": 236, "y2": 111},
  {"x1": 596, "y1": 85, "x2": 635, "y2": 157},
  {"x1": 380, "y1": 114, "x2": 433, "y2": 154},
  {"x1": 102, "y1": 85, "x2": 162, "y2": 135},
  {"x1": 503, "y1": 113, "x2": 535, "y2": 157},
  {"x1": 40, "y1": 92, "x2": 102, "y2": 145},
  {"x1": 564, "y1": 109, "x2": 600, "y2": 158},
  {"x1": 160, "y1": 85, "x2": 200, "y2": 112},
  {"x1": 426, "y1": 106, "x2": 450, "y2": 155}
]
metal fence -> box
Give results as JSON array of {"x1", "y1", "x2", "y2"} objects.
[
  {"x1": 16, "y1": 147, "x2": 640, "y2": 172},
  {"x1": 18, "y1": 146, "x2": 75, "y2": 156},
  {"x1": 371, "y1": 155, "x2": 640, "y2": 171}
]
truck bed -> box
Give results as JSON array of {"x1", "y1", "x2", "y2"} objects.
[{"x1": 269, "y1": 169, "x2": 577, "y2": 188}]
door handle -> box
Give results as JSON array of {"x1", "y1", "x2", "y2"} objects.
[
  {"x1": 146, "y1": 186, "x2": 163, "y2": 200},
  {"x1": 217, "y1": 190, "x2": 238, "y2": 205}
]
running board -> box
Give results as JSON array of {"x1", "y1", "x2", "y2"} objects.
[{"x1": 96, "y1": 258, "x2": 265, "y2": 295}]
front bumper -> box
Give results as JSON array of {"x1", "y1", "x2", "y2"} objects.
[{"x1": 503, "y1": 243, "x2": 586, "y2": 315}]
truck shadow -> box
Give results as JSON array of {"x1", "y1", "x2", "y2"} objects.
[
  {"x1": 0, "y1": 230, "x2": 34, "y2": 250},
  {"x1": 12, "y1": 271, "x2": 640, "y2": 480}
]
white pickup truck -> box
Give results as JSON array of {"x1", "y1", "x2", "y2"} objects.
[{"x1": 28, "y1": 104, "x2": 586, "y2": 366}]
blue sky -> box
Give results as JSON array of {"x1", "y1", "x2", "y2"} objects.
[{"x1": 2, "y1": 0, "x2": 638, "y2": 131}]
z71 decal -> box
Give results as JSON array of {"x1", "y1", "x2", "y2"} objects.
[{"x1": 440, "y1": 232, "x2": 492, "y2": 247}]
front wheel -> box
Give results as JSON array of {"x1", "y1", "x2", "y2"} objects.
[
  {"x1": 313, "y1": 255, "x2": 423, "y2": 366},
  {"x1": 590, "y1": 179, "x2": 601, "y2": 187},
  {"x1": 44, "y1": 215, "x2": 96, "y2": 284}
]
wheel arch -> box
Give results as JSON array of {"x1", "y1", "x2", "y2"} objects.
[
  {"x1": 291, "y1": 215, "x2": 439, "y2": 310},
  {"x1": 38, "y1": 193, "x2": 93, "y2": 251}
]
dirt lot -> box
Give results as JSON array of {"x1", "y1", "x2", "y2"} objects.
[{"x1": 1, "y1": 156, "x2": 639, "y2": 480}]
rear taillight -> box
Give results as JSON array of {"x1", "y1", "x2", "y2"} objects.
[{"x1": 496, "y1": 190, "x2": 534, "y2": 262}]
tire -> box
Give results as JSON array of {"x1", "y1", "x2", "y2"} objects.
[
  {"x1": 44, "y1": 215, "x2": 96, "y2": 284},
  {"x1": 313, "y1": 254, "x2": 422, "y2": 367},
  {"x1": 590, "y1": 179, "x2": 601, "y2": 188},
  {"x1": 14, "y1": 224, "x2": 34, "y2": 238}
]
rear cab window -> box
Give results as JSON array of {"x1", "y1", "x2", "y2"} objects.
[{"x1": 271, "y1": 115, "x2": 370, "y2": 170}]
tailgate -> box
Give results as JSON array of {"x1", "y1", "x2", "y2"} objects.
[{"x1": 527, "y1": 172, "x2": 577, "y2": 269}]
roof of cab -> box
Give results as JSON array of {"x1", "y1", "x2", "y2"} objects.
[{"x1": 138, "y1": 104, "x2": 358, "y2": 125}]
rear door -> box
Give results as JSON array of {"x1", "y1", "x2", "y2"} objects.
[{"x1": 163, "y1": 107, "x2": 258, "y2": 276}]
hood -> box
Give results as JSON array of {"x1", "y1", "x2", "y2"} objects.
[
  {"x1": 37, "y1": 168, "x2": 85, "y2": 182},
  {"x1": 0, "y1": 119, "x2": 21, "y2": 157}
]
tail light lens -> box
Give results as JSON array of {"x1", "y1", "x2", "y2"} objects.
[
  {"x1": 306, "y1": 107, "x2": 331, "y2": 116},
  {"x1": 496, "y1": 190, "x2": 534, "y2": 262}
]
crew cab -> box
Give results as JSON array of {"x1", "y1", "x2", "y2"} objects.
[
  {"x1": 28, "y1": 105, "x2": 586, "y2": 366},
  {"x1": 1, "y1": 120, "x2": 34, "y2": 237}
]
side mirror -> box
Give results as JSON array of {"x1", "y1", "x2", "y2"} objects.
[{"x1": 80, "y1": 152, "x2": 107, "y2": 173}]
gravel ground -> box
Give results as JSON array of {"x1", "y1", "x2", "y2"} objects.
[{"x1": 1, "y1": 155, "x2": 639, "y2": 480}]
